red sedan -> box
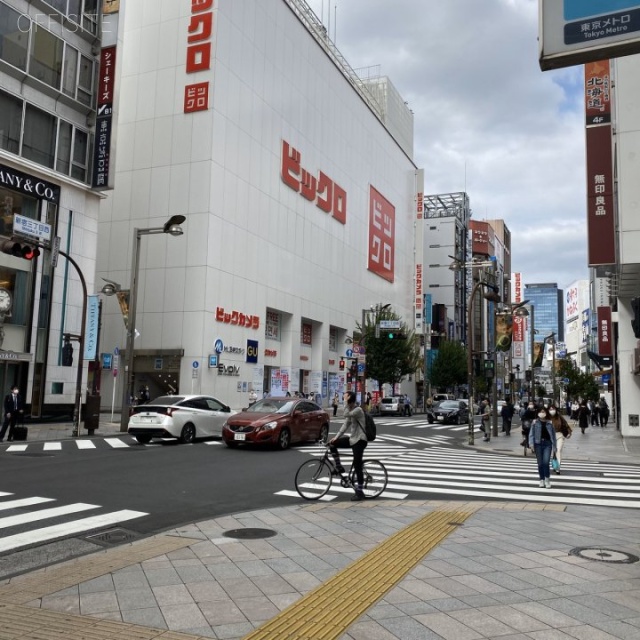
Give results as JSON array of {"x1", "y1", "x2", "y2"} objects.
[{"x1": 222, "y1": 397, "x2": 330, "y2": 450}]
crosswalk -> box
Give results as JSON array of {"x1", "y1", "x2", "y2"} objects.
[
  {"x1": 1, "y1": 437, "x2": 226, "y2": 453},
  {"x1": 375, "y1": 417, "x2": 471, "y2": 432},
  {"x1": 0, "y1": 491, "x2": 148, "y2": 553},
  {"x1": 279, "y1": 445, "x2": 640, "y2": 508}
]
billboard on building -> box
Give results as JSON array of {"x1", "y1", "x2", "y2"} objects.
[{"x1": 540, "y1": 1, "x2": 640, "y2": 70}]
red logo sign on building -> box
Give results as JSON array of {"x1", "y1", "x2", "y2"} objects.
[
  {"x1": 368, "y1": 186, "x2": 395, "y2": 283},
  {"x1": 184, "y1": 0, "x2": 214, "y2": 113},
  {"x1": 597, "y1": 306, "x2": 612, "y2": 357}
]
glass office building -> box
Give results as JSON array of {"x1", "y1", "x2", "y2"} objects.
[{"x1": 524, "y1": 283, "x2": 564, "y2": 342}]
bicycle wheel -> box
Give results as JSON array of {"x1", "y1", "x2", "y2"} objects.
[
  {"x1": 295, "y1": 459, "x2": 332, "y2": 500},
  {"x1": 350, "y1": 460, "x2": 388, "y2": 498}
]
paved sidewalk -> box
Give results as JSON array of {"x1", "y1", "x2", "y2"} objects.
[{"x1": 1, "y1": 417, "x2": 639, "y2": 639}]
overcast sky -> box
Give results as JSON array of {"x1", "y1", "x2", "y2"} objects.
[{"x1": 306, "y1": 0, "x2": 588, "y2": 290}]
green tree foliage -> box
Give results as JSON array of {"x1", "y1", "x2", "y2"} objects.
[
  {"x1": 358, "y1": 306, "x2": 421, "y2": 392},
  {"x1": 430, "y1": 340, "x2": 467, "y2": 391},
  {"x1": 557, "y1": 358, "x2": 599, "y2": 401}
]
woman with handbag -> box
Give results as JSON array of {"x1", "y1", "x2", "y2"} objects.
[{"x1": 548, "y1": 404, "x2": 571, "y2": 474}]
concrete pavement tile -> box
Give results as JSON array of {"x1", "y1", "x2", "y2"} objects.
[
  {"x1": 599, "y1": 590, "x2": 640, "y2": 613},
  {"x1": 322, "y1": 552, "x2": 360, "y2": 570},
  {"x1": 547, "y1": 585, "x2": 589, "y2": 597},
  {"x1": 394, "y1": 600, "x2": 440, "y2": 615},
  {"x1": 181, "y1": 627, "x2": 217, "y2": 638},
  {"x1": 233, "y1": 595, "x2": 281, "y2": 623},
  {"x1": 211, "y1": 621, "x2": 255, "y2": 639},
  {"x1": 219, "y1": 542, "x2": 259, "y2": 561},
  {"x1": 422, "y1": 560, "x2": 468, "y2": 576},
  {"x1": 400, "y1": 578, "x2": 450, "y2": 601},
  {"x1": 444, "y1": 556, "x2": 497, "y2": 574},
  {"x1": 250, "y1": 573, "x2": 297, "y2": 596},
  {"x1": 217, "y1": 575, "x2": 263, "y2": 599},
  {"x1": 143, "y1": 567, "x2": 183, "y2": 586},
  {"x1": 267, "y1": 592, "x2": 300, "y2": 611},
  {"x1": 418, "y1": 597, "x2": 469, "y2": 613},
  {"x1": 477, "y1": 604, "x2": 551, "y2": 632},
  {"x1": 364, "y1": 603, "x2": 405, "y2": 620},
  {"x1": 450, "y1": 608, "x2": 521, "y2": 637},
  {"x1": 79, "y1": 590, "x2": 120, "y2": 614},
  {"x1": 513, "y1": 601, "x2": 585, "y2": 627},
  {"x1": 189, "y1": 540, "x2": 227, "y2": 559},
  {"x1": 162, "y1": 602, "x2": 209, "y2": 630},
  {"x1": 452, "y1": 573, "x2": 513, "y2": 594},
  {"x1": 235, "y1": 559, "x2": 275, "y2": 578},
  {"x1": 407, "y1": 565, "x2": 445, "y2": 580},
  {"x1": 166, "y1": 547, "x2": 198, "y2": 560},
  {"x1": 186, "y1": 580, "x2": 230, "y2": 602},
  {"x1": 592, "y1": 620, "x2": 640, "y2": 639},
  {"x1": 424, "y1": 577, "x2": 482, "y2": 597},
  {"x1": 285, "y1": 553, "x2": 335, "y2": 573},
  {"x1": 458, "y1": 594, "x2": 503, "y2": 608},
  {"x1": 478, "y1": 571, "x2": 539, "y2": 591},
  {"x1": 264, "y1": 557, "x2": 304, "y2": 573},
  {"x1": 378, "y1": 615, "x2": 444, "y2": 639},
  {"x1": 575, "y1": 580, "x2": 638, "y2": 595},
  {"x1": 112, "y1": 567, "x2": 151, "y2": 590},
  {"x1": 341, "y1": 619, "x2": 406, "y2": 639},
  {"x1": 471, "y1": 555, "x2": 523, "y2": 571},
  {"x1": 570, "y1": 593, "x2": 640, "y2": 619},
  {"x1": 281, "y1": 571, "x2": 322, "y2": 592},
  {"x1": 90, "y1": 610, "x2": 122, "y2": 621},
  {"x1": 152, "y1": 584, "x2": 195, "y2": 606},
  {"x1": 543, "y1": 599, "x2": 619, "y2": 625},
  {"x1": 414, "y1": 611, "x2": 483, "y2": 639},
  {"x1": 115, "y1": 586, "x2": 158, "y2": 610},
  {"x1": 38, "y1": 594, "x2": 80, "y2": 614},
  {"x1": 241, "y1": 540, "x2": 285, "y2": 560},
  {"x1": 207, "y1": 562, "x2": 245, "y2": 579},
  {"x1": 175, "y1": 564, "x2": 216, "y2": 582},
  {"x1": 379, "y1": 586, "x2": 420, "y2": 605},
  {"x1": 515, "y1": 587, "x2": 559, "y2": 601},
  {"x1": 199, "y1": 599, "x2": 247, "y2": 625},
  {"x1": 78, "y1": 575, "x2": 115, "y2": 593},
  {"x1": 506, "y1": 568, "x2": 565, "y2": 588}
]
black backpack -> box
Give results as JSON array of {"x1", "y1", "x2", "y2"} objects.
[{"x1": 363, "y1": 412, "x2": 377, "y2": 441}]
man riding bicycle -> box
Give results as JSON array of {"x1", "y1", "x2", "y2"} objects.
[{"x1": 329, "y1": 391, "x2": 367, "y2": 501}]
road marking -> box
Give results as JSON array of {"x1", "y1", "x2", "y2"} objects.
[
  {"x1": 276, "y1": 489, "x2": 336, "y2": 501},
  {"x1": 43, "y1": 442, "x2": 62, "y2": 451},
  {"x1": 244, "y1": 507, "x2": 476, "y2": 640},
  {"x1": 6, "y1": 444, "x2": 27, "y2": 452},
  {"x1": 0, "y1": 497, "x2": 54, "y2": 511},
  {"x1": 0, "y1": 503, "x2": 99, "y2": 529},
  {"x1": 0, "y1": 509, "x2": 148, "y2": 553},
  {"x1": 104, "y1": 438, "x2": 129, "y2": 448},
  {"x1": 76, "y1": 440, "x2": 97, "y2": 449}
]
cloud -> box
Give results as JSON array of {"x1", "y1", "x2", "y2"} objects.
[{"x1": 306, "y1": 0, "x2": 589, "y2": 289}]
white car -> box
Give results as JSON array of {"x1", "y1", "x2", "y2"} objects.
[
  {"x1": 128, "y1": 395, "x2": 236, "y2": 444},
  {"x1": 379, "y1": 396, "x2": 405, "y2": 415}
]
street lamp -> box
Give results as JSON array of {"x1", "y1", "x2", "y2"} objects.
[{"x1": 115, "y1": 215, "x2": 186, "y2": 432}]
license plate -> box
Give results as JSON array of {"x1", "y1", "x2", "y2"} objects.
[
  {"x1": 437, "y1": 416, "x2": 444, "y2": 421},
  {"x1": 234, "y1": 433, "x2": 246, "y2": 441},
  {"x1": 140, "y1": 417, "x2": 154, "y2": 423}
]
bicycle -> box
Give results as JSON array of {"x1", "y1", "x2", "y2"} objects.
[{"x1": 294, "y1": 444, "x2": 388, "y2": 500}]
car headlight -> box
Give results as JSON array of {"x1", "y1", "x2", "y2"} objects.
[{"x1": 263, "y1": 421, "x2": 278, "y2": 430}]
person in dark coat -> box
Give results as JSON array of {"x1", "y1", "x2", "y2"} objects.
[
  {"x1": 577, "y1": 401, "x2": 590, "y2": 434},
  {"x1": 501, "y1": 398, "x2": 515, "y2": 435},
  {"x1": 0, "y1": 385, "x2": 24, "y2": 442},
  {"x1": 520, "y1": 401, "x2": 537, "y2": 446}
]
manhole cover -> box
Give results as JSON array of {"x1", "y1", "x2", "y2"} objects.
[
  {"x1": 85, "y1": 528, "x2": 138, "y2": 546},
  {"x1": 223, "y1": 528, "x2": 277, "y2": 540},
  {"x1": 569, "y1": 547, "x2": 639, "y2": 564}
]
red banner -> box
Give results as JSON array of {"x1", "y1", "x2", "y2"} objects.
[
  {"x1": 513, "y1": 315, "x2": 525, "y2": 342},
  {"x1": 585, "y1": 60, "x2": 611, "y2": 126},
  {"x1": 597, "y1": 306, "x2": 613, "y2": 357},
  {"x1": 368, "y1": 186, "x2": 395, "y2": 282},
  {"x1": 585, "y1": 124, "x2": 615, "y2": 266}
]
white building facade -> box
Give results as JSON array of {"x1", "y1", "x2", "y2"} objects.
[{"x1": 97, "y1": 0, "x2": 419, "y2": 410}]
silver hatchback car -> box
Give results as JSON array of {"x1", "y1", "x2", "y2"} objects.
[
  {"x1": 128, "y1": 395, "x2": 236, "y2": 444},
  {"x1": 379, "y1": 396, "x2": 404, "y2": 415}
]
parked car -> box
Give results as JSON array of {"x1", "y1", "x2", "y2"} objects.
[
  {"x1": 432, "y1": 393, "x2": 455, "y2": 403},
  {"x1": 127, "y1": 395, "x2": 235, "y2": 444},
  {"x1": 379, "y1": 396, "x2": 404, "y2": 415},
  {"x1": 427, "y1": 400, "x2": 469, "y2": 425},
  {"x1": 222, "y1": 397, "x2": 330, "y2": 450}
]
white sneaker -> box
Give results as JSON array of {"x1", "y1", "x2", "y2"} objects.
[
  {"x1": 544, "y1": 479, "x2": 551, "y2": 488},
  {"x1": 539, "y1": 480, "x2": 545, "y2": 488}
]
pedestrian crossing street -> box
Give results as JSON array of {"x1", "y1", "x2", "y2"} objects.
[
  {"x1": 279, "y1": 445, "x2": 640, "y2": 509},
  {"x1": 0, "y1": 437, "x2": 226, "y2": 453},
  {"x1": 0, "y1": 491, "x2": 148, "y2": 554}
]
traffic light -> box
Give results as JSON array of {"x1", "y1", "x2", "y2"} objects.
[
  {"x1": 0, "y1": 239, "x2": 40, "y2": 260},
  {"x1": 339, "y1": 360, "x2": 345, "y2": 370},
  {"x1": 484, "y1": 359, "x2": 495, "y2": 379},
  {"x1": 632, "y1": 298, "x2": 640, "y2": 338},
  {"x1": 525, "y1": 370, "x2": 532, "y2": 382},
  {"x1": 387, "y1": 332, "x2": 406, "y2": 340},
  {"x1": 62, "y1": 341, "x2": 73, "y2": 367}
]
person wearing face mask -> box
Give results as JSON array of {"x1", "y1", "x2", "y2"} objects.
[
  {"x1": 519, "y1": 401, "x2": 537, "y2": 447},
  {"x1": 548, "y1": 404, "x2": 571, "y2": 474},
  {"x1": 0, "y1": 385, "x2": 24, "y2": 442},
  {"x1": 528, "y1": 407, "x2": 557, "y2": 488}
]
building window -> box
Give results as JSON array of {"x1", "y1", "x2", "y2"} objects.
[
  {"x1": 329, "y1": 327, "x2": 337, "y2": 352},
  {"x1": 43, "y1": 1, "x2": 99, "y2": 35},
  {"x1": 51, "y1": 382, "x2": 63, "y2": 394},
  {"x1": 29, "y1": 26, "x2": 63, "y2": 89},
  {"x1": 0, "y1": 3, "x2": 29, "y2": 70},
  {"x1": 56, "y1": 120, "x2": 72, "y2": 174},
  {"x1": 62, "y1": 45, "x2": 78, "y2": 98},
  {"x1": 71, "y1": 128, "x2": 88, "y2": 181},
  {"x1": 0, "y1": 90, "x2": 22, "y2": 154},
  {"x1": 23, "y1": 104, "x2": 56, "y2": 168},
  {"x1": 76, "y1": 53, "x2": 93, "y2": 106}
]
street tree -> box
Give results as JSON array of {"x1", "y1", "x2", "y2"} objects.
[
  {"x1": 557, "y1": 358, "x2": 599, "y2": 401},
  {"x1": 357, "y1": 305, "x2": 421, "y2": 394},
  {"x1": 430, "y1": 340, "x2": 467, "y2": 391}
]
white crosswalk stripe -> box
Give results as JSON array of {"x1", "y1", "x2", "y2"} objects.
[{"x1": 0, "y1": 492, "x2": 148, "y2": 553}]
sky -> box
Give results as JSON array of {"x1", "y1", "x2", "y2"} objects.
[{"x1": 305, "y1": 0, "x2": 589, "y2": 290}]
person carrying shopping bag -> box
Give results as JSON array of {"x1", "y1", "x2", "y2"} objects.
[{"x1": 548, "y1": 404, "x2": 571, "y2": 474}]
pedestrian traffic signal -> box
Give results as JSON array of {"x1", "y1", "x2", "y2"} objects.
[
  {"x1": 62, "y1": 342, "x2": 73, "y2": 367},
  {"x1": 339, "y1": 360, "x2": 345, "y2": 370},
  {"x1": 387, "y1": 332, "x2": 406, "y2": 340},
  {"x1": 0, "y1": 239, "x2": 40, "y2": 260},
  {"x1": 349, "y1": 362, "x2": 358, "y2": 376},
  {"x1": 525, "y1": 370, "x2": 532, "y2": 382}
]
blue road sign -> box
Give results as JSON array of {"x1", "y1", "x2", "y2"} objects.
[{"x1": 192, "y1": 361, "x2": 199, "y2": 369}]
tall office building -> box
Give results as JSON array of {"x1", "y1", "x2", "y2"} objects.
[{"x1": 524, "y1": 283, "x2": 564, "y2": 342}]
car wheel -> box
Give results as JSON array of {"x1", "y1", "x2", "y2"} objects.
[
  {"x1": 134, "y1": 434, "x2": 152, "y2": 444},
  {"x1": 277, "y1": 428, "x2": 291, "y2": 450},
  {"x1": 318, "y1": 424, "x2": 329, "y2": 444},
  {"x1": 179, "y1": 423, "x2": 196, "y2": 444}
]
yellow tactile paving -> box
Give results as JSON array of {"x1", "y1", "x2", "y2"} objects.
[
  {"x1": 0, "y1": 534, "x2": 198, "y2": 605},
  {"x1": 243, "y1": 506, "x2": 479, "y2": 640}
]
